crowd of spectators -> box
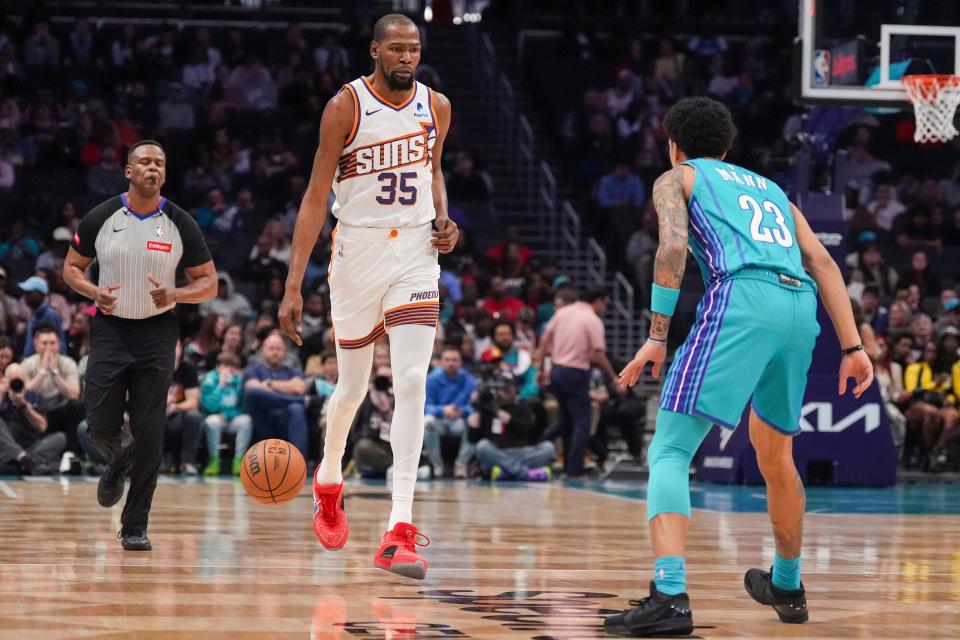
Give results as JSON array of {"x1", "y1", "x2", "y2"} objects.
[
  {"x1": 541, "y1": 28, "x2": 960, "y2": 471},
  {"x1": 0, "y1": 16, "x2": 643, "y2": 480}
]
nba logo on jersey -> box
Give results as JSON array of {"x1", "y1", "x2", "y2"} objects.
[
  {"x1": 155, "y1": 226, "x2": 164, "y2": 239},
  {"x1": 813, "y1": 49, "x2": 831, "y2": 87}
]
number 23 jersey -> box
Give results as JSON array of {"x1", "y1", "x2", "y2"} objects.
[
  {"x1": 681, "y1": 157, "x2": 815, "y2": 289},
  {"x1": 332, "y1": 76, "x2": 439, "y2": 229}
]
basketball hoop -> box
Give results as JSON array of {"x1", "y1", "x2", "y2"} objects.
[{"x1": 902, "y1": 74, "x2": 960, "y2": 143}]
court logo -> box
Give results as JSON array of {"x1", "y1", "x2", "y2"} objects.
[{"x1": 799, "y1": 402, "x2": 881, "y2": 433}]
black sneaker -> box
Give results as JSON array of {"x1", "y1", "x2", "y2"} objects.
[
  {"x1": 744, "y1": 567, "x2": 808, "y2": 623},
  {"x1": 97, "y1": 462, "x2": 128, "y2": 507},
  {"x1": 97, "y1": 442, "x2": 133, "y2": 508},
  {"x1": 604, "y1": 581, "x2": 693, "y2": 637},
  {"x1": 119, "y1": 529, "x2": 152, "y2": 551}
]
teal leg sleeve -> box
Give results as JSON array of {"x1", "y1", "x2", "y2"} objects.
[{"x1": 646, "y1": 409, "x2": 714, "y2": 521}]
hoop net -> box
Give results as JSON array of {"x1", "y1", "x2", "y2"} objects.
[{"x1": 902, "y1": 75, "x2": 960, "y2": 143}]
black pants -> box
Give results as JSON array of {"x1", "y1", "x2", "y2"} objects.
[
  {"x1": 84, "y1": 312, "x2": 178, "y2": 531},
  {"x1": 547, "y1": 365, "x2": 591, "y2": 477}
]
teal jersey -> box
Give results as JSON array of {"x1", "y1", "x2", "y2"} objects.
[{"x1": 681, "y1": 158, "x2": 814, "y2": 289}]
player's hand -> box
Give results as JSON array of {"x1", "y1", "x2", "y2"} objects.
[
  {"x1": 147, "y1": 274, "x2": 177, "y2": 308},
  {"x1": 95, "y1": 283, "x2": 121, "y2": 315},
  {"x1": 431, "y1": 218, "x2": 459, "y2": 254},
  {"x1": 839, "y1": 349, "x2": 873, "y2": 398},
  {"x1": 278, "y1": 290, "x2": 304, "y2": 346},
  {"x1": 619, "y1": 340, "x2": 667, "y2": 387}
]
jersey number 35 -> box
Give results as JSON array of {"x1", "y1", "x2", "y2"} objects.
[{"x1": 377, "y1": 171, "x2": 418, "y2": 206}]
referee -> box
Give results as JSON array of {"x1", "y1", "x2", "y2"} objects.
[{"x1": 63, "y1": 140, "x2": 216, "y2": 551}]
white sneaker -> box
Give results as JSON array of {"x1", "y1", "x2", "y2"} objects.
[
  {"x1": 59, "y1": 452, "x2": 76, "y2": 474},
  {"x1": 453, "y1": 461, "x2": 468, "y2": 479}
]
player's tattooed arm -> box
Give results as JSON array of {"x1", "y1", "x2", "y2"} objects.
[{"x1": 650, "y1": 166, "x2": 690, "y2": 339}]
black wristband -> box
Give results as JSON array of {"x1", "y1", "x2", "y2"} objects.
[{"x1": 841, "y1": 344, "x2": 864, "y2": 356}]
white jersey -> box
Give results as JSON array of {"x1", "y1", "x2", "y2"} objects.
[{"x1": 332, "y1": 76, "x2": 438, "y2": 228}]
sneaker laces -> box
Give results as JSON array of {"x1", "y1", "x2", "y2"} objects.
[
  {"x1": 627, "y1": 596, "x2": 651, "y2": 607},
  {"x1": 316, "y1": 490, "x2": 341, "y2": 524},
  {"x1": 400, "y1": 527, "x2": 431, "y2": 551}
]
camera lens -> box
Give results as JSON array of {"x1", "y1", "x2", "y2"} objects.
[{"x1": 9, "y1": 378, "x2": 24, "y2": 393}]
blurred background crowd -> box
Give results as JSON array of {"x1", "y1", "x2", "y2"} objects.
[{"x1": 0, "y1": 7, "x2": 958, "y2": 479}]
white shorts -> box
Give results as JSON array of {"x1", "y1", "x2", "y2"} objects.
[{"x1": 329, "y1": 222, "x2": 440, "y2": 350}]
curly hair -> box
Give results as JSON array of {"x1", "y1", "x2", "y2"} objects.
[{"x1": 662, "y1": 97, "x2": 736, "y2": 159}]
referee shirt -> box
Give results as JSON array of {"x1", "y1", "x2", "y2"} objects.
[{"x1": 71, "y1": 193, "x2": 211, "y2": 320}]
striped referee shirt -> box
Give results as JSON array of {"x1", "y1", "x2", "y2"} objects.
[{"x1": 71, "y1": 193, "x2": 211, "y2": 320}]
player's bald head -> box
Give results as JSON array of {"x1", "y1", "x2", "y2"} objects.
[{"x1": 373, "y1": 13, "x2": 418, "y2": 43}]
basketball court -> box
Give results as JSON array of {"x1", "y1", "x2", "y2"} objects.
[
  {"x1": 0, "y1": 477, "x2": 957, "y2": 638},
  {"x1": 1, "y1": 1, "x2": 960, "y2": 638}
]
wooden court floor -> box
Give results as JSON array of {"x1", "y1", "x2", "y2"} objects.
[{"x1": 0, "y1": 478, "x2": 958, "y2": 639}]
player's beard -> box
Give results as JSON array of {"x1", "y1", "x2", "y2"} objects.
[{"x1": 382, "y1": 61, "x2": 414, "y2": 91}]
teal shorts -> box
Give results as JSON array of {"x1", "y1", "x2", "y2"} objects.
[{"x1": 660, "y1": 269, "x2": 820, "y2": 435}]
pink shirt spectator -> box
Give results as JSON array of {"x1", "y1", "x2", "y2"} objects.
[{"x1": 543, "y1": 302, "x2": 605, "y2": 371}]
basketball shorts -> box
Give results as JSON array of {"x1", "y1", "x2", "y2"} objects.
[
  {"x1": 660, "y1": 269, "x2": 821, "y2": 436},
  {"x1": 328, "y1": 222, "x2": 440, "y2": 350}
]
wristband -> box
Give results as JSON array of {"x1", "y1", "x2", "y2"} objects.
[
  {"x1": 647, "y1": 337, "x2": 667, "y2": 345},
  {"x1": 841, "y1": 344, "x2": 864, "y2": 356},
  {"x1": 650, "y1": 283, "x2": 680, "y2": 317}
]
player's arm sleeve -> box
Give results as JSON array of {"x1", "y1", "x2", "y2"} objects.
[{"x1": 173, "y1": 206, "x2": 213, "y2": 268}]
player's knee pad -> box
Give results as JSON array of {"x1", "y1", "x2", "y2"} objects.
[{"x1": 646, "y1": 410, "x2": 713, "y2": 521}]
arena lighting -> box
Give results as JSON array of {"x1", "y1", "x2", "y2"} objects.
[{"x1": 424, "y1": 6, "x2": 433, "y2": 22}]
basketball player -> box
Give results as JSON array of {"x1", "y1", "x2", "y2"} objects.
[
  {"x1": 603, "y1": 98, "x2": 874, "y2": 636},
  {"x1": 278, "y1": 14, "x2": 457, "y2": 580}
]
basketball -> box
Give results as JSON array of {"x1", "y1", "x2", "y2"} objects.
[{"x1": 240, "y1": 439, "x2": 307, "y2": 505}]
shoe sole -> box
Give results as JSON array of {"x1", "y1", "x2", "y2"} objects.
[
  {"x1": 375, "y1": 560, "x2": 426, "y2": 580},
  {"x1": 743, "y1": 574, "x2": 809, "y2": 624},
  {"x1": 121, "y1": 543, "x2": 152, "y2": 551},
  {"x1": 603, "y1": 618, "x2": 693, "y2": 637}
]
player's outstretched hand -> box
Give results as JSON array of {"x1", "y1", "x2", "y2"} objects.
[
  {"x1": 431, "y1": 218, "x2": 459, "y2": 254},
  {"x1": 619, "y1": 340, "x2": 667, "y2": 387},
  {"x1": 278, "y1": 290, "x2": 304, "y2": 346},
  {"x1": 838, "y1": 349, "x2": 873, "y2": 398}
]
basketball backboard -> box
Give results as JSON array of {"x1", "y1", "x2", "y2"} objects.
[{"x1": 797, "y1": 0, "x2": 960, "y2": 106}]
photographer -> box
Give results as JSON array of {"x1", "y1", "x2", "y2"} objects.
[
  {"x1": 468, "y1": 371, "x2": 555, "y2": 482},
  {"x1": 350, "y1": 366, "x2": 397, "y2": 478},
  {"x1": 0, "y1": 363, "x2": 65, "y2": 475}
]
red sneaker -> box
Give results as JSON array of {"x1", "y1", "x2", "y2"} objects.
[
  {"x1": 374, "y1": 522, "x2": 430, "y2": 580},
  {"x1": 312, "y1": 468, "x2": 348, "y2": 550}
]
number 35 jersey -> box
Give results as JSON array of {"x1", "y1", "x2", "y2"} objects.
[
  {"x1": 332, "y1": 77, "x2": 439, "y2": 229},
  {"x1": 680, "y1": 158, "x2": 815, "y2": 289}
]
